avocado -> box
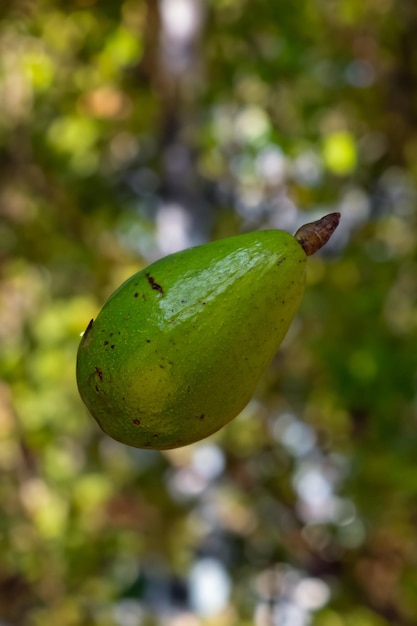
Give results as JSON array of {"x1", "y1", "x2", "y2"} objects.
[{"x1": 76, "y1": 213, "x2": 340, "y2": 449}]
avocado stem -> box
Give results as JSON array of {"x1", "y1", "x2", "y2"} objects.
[{"x1": 295, "y1": 212, "x2": 340, "y2": 256}]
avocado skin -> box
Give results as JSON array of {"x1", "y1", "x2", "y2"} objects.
[{"x1": 76, "y1": 230, "x2": 306, "y2": 449}]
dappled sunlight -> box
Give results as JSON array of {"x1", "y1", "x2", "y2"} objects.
[
  {"x1": 189, "y1": 557, "x2": 231, "y2": 616},
  {"x1": 1, "y1": 0, "x2": 417, "y2": 624},
  {"x1": 254, "y1": 565, "x2": 331, "y2": 626}
]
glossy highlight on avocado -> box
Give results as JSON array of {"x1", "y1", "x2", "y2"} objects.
[{"x1": 76, "y1": 213, "x2": 340, "y2": 449}]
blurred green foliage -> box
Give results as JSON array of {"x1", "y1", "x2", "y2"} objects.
[{"x1": 2, "y1": 1, "x2": 417, "y2": 625}]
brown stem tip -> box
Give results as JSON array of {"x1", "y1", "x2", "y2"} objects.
[{"x1": 295, "y1": 212, "x2": 341, "y2": 256}]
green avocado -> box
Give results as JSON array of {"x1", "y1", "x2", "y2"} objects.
[{"x1": 76, "y1": 213, "x2": 339, "y2": 449}]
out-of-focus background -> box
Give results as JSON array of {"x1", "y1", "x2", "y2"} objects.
[{"x1": 1, "y1": 1, "x2": 417, "y2": 624}]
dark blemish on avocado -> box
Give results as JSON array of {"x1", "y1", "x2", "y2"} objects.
[
  {"x1": 100, "y1": 328, "x2": 105, "y2": 333},
  {"x1": 146, "y1": 339, "x2": 151, "y2": 343},
  {"x1": 134, "y1": 292, "x2": 138, "y2": 298},
  {"x1": 146, "y1": 273, "x2": 163, "y2": 294},
  {"x1": 111, "y1": 344, "x2": 115, "y2": 349},
  {"x1": 84, "y1": 318, "x2": 94, "y2": 336},
  {"x1": 187, "y1": 385, "x2": 191, "y2": 392},
  {"x1": 81, "y1": 319, "x2": 94, "y2": 347},
  {"x1": 198, "y1": 414, "x2": 205, "y2": 420},
  {"x1": 104, "y1": 341, "x2": 109, "y2": 346},
  {"x1": 133, "y1": 419, "x2": 140, "y2": 425},
  {"x1": 95, "y1": 385, "x2": 99, "y2": 392},
  {"x1": 277, "y1": 257, "x2": 286, "y2": 266},
  {"x1": 202, "y1": 301, "x2": 206, "y2": 305},
  {"x1": 181, "y1": 299, "x2": 186, "y2": 303},
  {"x1": 159, "y1": 364, "x2": 164, "y2": 369},
  {"x1": 95, "y1": 367, "x2": 103, "y2": 382},
  {"x1": 109, "y1": 333, "x2": 114, "y2": 337},
  {"x1": 282, "y1": 300, "x2": 285, "y2": 305},
  {"x1": 153, "y1": 434, "x2": 158, "y2": 438}
]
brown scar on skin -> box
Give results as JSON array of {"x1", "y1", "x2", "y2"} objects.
[
  {"x1": 146, "y1": 273, "x2": 164, "y2": 294},
  {"x1": 81, "y1": 319, "x2": 94, "y2": 347}
]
